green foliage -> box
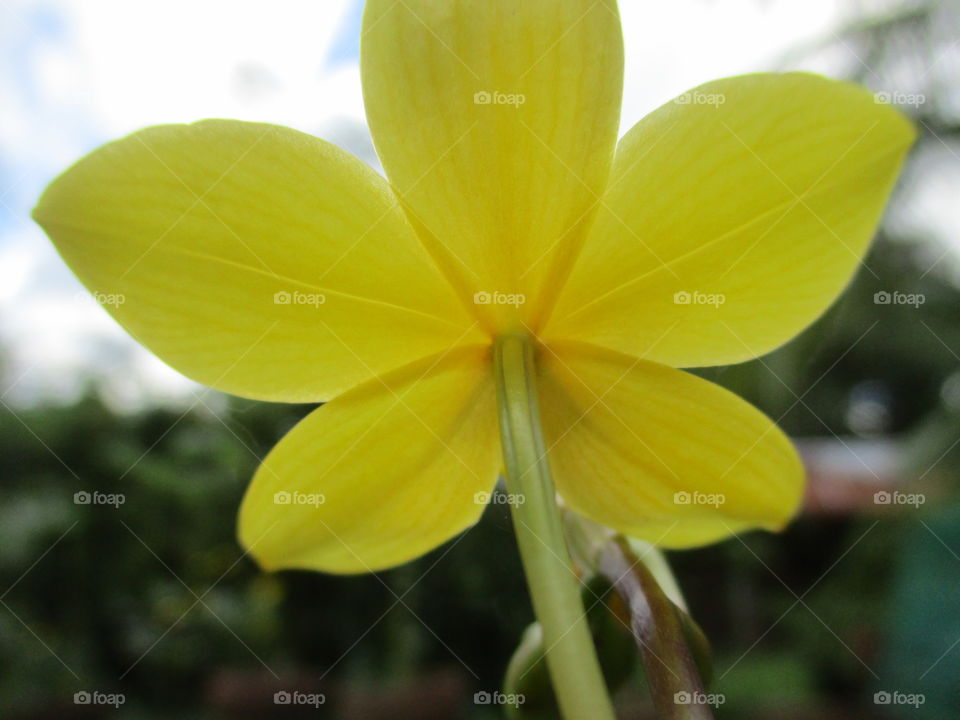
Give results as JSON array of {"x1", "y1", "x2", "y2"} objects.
[{"x1": 3, "y1": 226, "x2": 960, "y2": 716}]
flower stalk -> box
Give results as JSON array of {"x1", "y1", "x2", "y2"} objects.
[{"x1": 493, "y1": 333, "x2": 616, "y2": 720}]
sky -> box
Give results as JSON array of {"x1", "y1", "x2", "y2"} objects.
[{"x1": 0, "y1": 0, "x2": 948, "y2": 409}]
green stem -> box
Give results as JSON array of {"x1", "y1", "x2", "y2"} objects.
[{"x1": 493, "y1": 333, "x2": 616, "y2": 720}]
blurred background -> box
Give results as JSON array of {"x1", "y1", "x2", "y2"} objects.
[{"x1": 2, "y1": 0, "x2": 959, "y2": 717}]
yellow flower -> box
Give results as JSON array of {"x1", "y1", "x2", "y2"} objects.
[{"x1": 34, "y1": 1, "x2": 913, "y2": 575}]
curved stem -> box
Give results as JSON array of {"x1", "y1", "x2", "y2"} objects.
[{"x1": 493, "y1": 333, "x2": 616, "y2": 720}]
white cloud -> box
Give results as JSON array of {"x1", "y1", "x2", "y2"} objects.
[
  {"x1": 0, "y1": 0, "x2": 949, "y2": 406},
  {"x1": 1, "y1": 0, "x2": 358, "y2": 406}
]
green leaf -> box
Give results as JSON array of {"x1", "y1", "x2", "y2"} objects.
[
  {"x1": 502, "y1": 536, "x2": 715, "y2": 719},
  {"x1": 597, "y1": 537, "x2": 717, "y2": 720}
]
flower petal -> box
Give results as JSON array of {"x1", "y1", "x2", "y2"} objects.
[
  {"x1": 538, "y1": 341, "x2": 804, "y2": 548},
  {"x1": 546, "y1": 73, "x2": 915, "y2": 366},
  {"x1": 361, "y1": 0, "x2": 623, "y2": 331},
  {"x1": 34, "y1": 120, "x2": 479, "y2": 402},
  {"x1": 238, "y1": 345, "x2": 500, "y2": 573}
]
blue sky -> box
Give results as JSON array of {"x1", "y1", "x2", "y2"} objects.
[{"x1": 0, "y1": 0, "x2": 948, "y2": 408}]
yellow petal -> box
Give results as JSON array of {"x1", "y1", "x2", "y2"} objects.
[
  {"x1": 34, "y1": 120, "x2": 479, "y2": 402},
  {"x1": 538, "y1": 341, "x2": 804, "y2": 547},
  {"x1": 238, "y1": 345, "x2": 500, "y2": 573},
  {"x1": 546, "y1": 73, "x2": 915, "y2": 366},
  {"x1": 362, "y1": 0, "x2": 623, "y2": 332}
]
